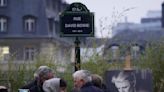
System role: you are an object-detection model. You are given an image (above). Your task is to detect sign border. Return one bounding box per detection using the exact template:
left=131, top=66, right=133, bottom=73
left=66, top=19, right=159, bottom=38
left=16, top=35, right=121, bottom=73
left=60, top=12, right=94, bottom=37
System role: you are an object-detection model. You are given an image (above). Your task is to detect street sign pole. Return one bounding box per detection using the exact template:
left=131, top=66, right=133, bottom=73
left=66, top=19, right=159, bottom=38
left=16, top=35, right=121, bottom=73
left=74, top=37, right=80, bottom=71
left=60, top=2, right=94, bottom=72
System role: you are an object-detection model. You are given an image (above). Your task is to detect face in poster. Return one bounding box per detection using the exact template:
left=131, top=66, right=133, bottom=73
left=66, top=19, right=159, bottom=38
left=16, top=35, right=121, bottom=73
left=104, top=70, right=153, bottom=92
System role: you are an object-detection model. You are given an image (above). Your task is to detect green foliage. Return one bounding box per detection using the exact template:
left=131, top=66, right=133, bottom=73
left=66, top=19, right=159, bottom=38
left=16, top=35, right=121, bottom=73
left=0, top=64, right=34, bottom=92
left=136, top=42, right=164, bottom=92
left=0, top=54, right=58, bottom=92
left=59, top=72, right=74, bottom=92
left=1, top=41, right=164, bottom=92
left=82, top=60, right=109, bottom=76
left=81, top=54, right=124, bottom=77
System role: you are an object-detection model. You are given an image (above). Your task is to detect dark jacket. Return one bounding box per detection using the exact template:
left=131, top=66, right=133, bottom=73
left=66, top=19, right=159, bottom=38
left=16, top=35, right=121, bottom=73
left=21, top=78, right=44, bottom=92
left=29, top=85, right=44, bottom=92
left=80, top=82, right=103, bottom=92
left=0, top=89, right=8, bottom=92
left=21, top=79, right=37, bottom=89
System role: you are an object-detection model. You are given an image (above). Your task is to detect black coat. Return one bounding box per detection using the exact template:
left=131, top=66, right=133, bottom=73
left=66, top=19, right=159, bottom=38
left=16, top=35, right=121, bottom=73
left=80, top=82, right=103, bottom=92
left=21, top=79, right=44, bottom=92
left=21, top=79, right=37, bottom=89
left=29, top=85, right=44, bottom=92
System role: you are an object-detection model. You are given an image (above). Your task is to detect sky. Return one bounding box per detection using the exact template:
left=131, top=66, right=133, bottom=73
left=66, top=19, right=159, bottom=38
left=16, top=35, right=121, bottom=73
left=65, top=0, right=164, bottom=38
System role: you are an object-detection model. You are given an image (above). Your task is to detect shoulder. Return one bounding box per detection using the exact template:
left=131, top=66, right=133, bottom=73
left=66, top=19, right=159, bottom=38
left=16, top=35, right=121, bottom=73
left=21, top=79, right=37, bottom=89
left=29, top=86, right=44, bottom=92
left=81, top=85, right=103, bottom=92
left=29, top=85, right=40, bottom=92
left=93, top=86, right=103, bottom=92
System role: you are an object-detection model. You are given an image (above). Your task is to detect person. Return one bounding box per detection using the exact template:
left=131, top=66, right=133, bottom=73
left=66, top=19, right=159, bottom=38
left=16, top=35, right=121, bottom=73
left=59, top=78, right=67, bottom=92
left=0, top=86, right=8, bottom=92
left=111, top=71, right=136, bottom=92
left=71, top=87, right=80, bottom=92
left=21, top=66, right=52, bottom=89
left=91, top=74, right=107, bottom=92
left=21, top=65, right=54, bottom=92
left=43, top=78, right=67, bottom=92
left=72, top=70, right=103, bottom=92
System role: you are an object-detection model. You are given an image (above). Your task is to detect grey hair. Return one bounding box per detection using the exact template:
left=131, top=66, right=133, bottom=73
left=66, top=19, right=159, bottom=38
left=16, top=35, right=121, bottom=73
left=34, top=66, right=50, bottom=77
left=36, top=66, right=53, bottom=79
left=73, top=70, right=92, bottom=82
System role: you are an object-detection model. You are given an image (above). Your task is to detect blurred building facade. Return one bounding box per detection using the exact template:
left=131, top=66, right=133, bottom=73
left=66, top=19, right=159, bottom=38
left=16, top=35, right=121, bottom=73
left=112, top=10, right=161, bottom=37
left=104, top=4, right=164, bottom=62
left=0, top=0, right=75, bottom=69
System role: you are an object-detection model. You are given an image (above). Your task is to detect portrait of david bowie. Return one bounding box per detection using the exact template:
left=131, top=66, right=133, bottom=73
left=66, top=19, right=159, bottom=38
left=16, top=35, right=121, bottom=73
left=111, top=71, right=136, bottom=92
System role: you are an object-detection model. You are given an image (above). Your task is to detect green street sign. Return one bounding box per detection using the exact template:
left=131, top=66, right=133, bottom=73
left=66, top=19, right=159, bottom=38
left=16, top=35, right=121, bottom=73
left=60, top=2, right=94, bottom=37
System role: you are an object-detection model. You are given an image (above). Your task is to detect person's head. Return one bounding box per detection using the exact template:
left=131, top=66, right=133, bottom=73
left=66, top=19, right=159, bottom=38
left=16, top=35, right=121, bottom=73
left=72, top=70, right=92, bottom=89
left=37, top=66, right=54, bottom=85
left=0, top=86, right=7, bottom=92
left=60, top=78, right=67, bottom=92
left=34, top=66, right=53, bottom=78
left=43, top=78, right=67, bottom=92
left=91, top=74, right=103, bottom=88
left=112, top=71, right=136, bottom=92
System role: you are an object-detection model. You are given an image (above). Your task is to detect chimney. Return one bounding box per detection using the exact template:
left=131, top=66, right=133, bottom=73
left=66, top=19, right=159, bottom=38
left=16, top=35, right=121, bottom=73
left=162, top=2, right=164, bottom=28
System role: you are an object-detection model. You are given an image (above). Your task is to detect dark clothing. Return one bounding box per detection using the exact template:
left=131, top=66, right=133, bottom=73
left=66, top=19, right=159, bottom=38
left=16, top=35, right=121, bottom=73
left=21, top=78, right=44, bottom=92
left=102, top=83, right=108, bottom=92
left=92, top=82, right=107, bottom=92
left=72, top=87, right=80, bottom=92
left=0, top=89, right=8, bottom=92
left=80, top=82, right=103, bottom=92
left=21, top=79, right=37, bottom=89
left=29, top=85, right=44, bottom=92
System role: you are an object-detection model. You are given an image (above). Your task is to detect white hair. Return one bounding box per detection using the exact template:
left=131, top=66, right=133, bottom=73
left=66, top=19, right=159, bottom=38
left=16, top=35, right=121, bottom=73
left=73, top=70, right=92, bottom=82
left=0, top=86, right=7, bottom=89
left=43, top=78, right=60, bottom=92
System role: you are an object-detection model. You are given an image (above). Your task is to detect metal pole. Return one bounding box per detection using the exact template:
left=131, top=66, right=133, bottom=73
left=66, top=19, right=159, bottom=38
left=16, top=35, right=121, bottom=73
left=74, top=37, right=81, bottom=71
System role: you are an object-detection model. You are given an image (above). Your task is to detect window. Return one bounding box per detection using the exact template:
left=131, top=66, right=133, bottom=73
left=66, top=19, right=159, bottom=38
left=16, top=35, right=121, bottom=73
left=24, top=17, right=36, bottom=32
left=54, top=21, right=59, bottom=34
left=0, top=0, right=7, bottom=7
left=24, top=46, right=36, bottom=60
left=111, top=46, right=119, bottom=59
left=0, top=17, right=7, bottom=32
left=131, top=45, right=140, bottom=59
left=0, top=46, right=9, bottom=61
left=48, top=18, right=54, bottom=31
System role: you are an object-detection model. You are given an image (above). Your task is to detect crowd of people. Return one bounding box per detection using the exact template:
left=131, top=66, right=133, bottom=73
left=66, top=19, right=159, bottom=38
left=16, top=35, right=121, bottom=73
left=17, top=65, right=107, bottom=92
left=0, top=65, right=151, bottom=92
left=0, top=65, right=141, bottom=92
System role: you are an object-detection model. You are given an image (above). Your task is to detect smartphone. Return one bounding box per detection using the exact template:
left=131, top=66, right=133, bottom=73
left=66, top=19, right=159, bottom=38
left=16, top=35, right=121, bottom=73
left=18, top=89, right=29, bottom=92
